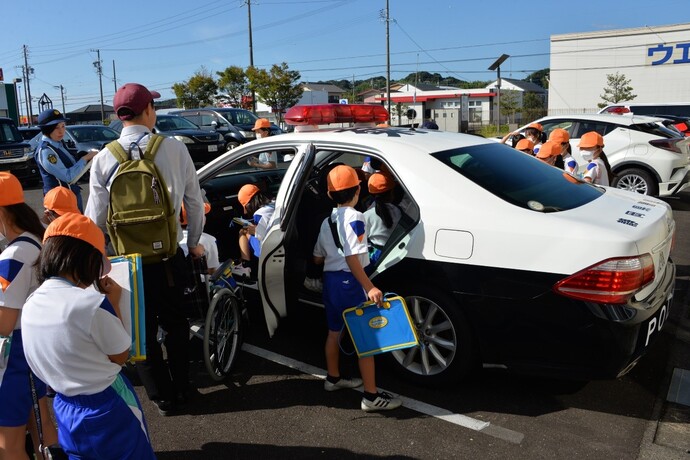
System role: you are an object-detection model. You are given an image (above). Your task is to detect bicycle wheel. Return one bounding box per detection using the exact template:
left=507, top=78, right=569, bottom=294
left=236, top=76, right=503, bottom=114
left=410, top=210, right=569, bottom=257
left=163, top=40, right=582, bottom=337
left=203, top=288, right=243, bottom=381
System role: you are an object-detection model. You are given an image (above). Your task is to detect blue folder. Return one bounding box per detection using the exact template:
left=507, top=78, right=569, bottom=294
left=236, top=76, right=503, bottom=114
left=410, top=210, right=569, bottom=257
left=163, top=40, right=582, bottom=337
left=109, top=254, right=146, bottom=362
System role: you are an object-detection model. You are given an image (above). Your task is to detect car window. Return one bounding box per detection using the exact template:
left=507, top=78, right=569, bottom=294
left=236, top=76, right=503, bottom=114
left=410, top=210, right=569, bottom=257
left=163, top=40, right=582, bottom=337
left=69, top=127, right=120, bottom=142
left=573, top=121, right=611, bottom=138
left=211, top=148, right=297, bottom=177
left=0, top=121, right=23, bottom=144
left=629, top=122, right=680, bottom=139
left=631, top=105, right=690, bottom=117
left=432, top=143, right=603, bottom=212
left=157, top=116, right=200, bottom=131
left=540, top=120, right=575, bottom=139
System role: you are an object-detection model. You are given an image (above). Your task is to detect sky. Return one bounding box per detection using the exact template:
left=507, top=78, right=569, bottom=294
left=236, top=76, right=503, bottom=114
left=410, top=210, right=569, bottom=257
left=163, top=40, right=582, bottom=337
left=1, top=0, right=687, bottom=114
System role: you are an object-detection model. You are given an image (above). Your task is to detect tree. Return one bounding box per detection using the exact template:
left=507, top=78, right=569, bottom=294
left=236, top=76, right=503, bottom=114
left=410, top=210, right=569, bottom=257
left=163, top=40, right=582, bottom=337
left=522, top=92, right=546, bottom=122
left=499, top=90, right=520, bottom=124
left=598, top=72, right=637, bottom=108
left=523, top=68, right=550, bottom=89
left=172, top=67, right=218, bottom=108
left=246, top=62, right=303, bottom=125
left=216, top=66, right=250, bottom=109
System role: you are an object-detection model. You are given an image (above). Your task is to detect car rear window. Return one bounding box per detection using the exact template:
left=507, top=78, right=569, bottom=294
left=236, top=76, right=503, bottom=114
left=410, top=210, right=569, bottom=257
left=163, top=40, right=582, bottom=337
left=431, top=143, right=603, bottom=212
left=628, top=122, right=680, bottom=139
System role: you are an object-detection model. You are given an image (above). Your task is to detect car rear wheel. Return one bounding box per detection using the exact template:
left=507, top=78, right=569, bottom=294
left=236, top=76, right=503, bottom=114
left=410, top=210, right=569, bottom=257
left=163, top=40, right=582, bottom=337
left=226, top=141, right=240, bottom=151
left=613, top=168, right=658, bottom=196
left=386, top=285, right=475, bottom=385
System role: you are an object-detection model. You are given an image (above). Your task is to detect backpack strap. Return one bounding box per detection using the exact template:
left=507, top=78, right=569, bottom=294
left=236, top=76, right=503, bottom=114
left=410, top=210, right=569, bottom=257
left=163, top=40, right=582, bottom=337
left=328, top=215, right=343, bottom=252
left=105, top=133, right=164, bottom=183
left=10, top=236, right=42, bottom=251
left=143, top=134, right=164, bottom=161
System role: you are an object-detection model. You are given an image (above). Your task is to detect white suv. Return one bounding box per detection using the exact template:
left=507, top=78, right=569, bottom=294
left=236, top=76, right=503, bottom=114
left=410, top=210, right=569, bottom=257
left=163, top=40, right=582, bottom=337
left=196, top=105, right=676, bottom=385
left=516, top=114, right=690, bottom=196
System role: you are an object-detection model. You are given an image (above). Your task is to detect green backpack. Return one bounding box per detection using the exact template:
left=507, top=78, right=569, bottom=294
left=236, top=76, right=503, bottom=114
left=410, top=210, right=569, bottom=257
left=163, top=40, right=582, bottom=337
left=105, top=134, right=178, bottom=264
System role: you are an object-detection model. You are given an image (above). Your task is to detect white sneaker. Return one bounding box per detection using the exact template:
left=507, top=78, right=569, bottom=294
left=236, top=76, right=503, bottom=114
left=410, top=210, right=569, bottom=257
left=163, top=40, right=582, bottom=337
left=361, top=392, right=402, bottom=412
left=324, top=376, right=363, bottom=391
left=231, top=262, right=251, bottom=278
left=304, top=277, right=323, bottom=293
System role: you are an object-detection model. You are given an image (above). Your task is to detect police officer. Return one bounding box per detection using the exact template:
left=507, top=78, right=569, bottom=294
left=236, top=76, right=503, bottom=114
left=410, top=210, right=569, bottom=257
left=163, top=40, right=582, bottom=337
left=34, top=109, right=97, bottom=212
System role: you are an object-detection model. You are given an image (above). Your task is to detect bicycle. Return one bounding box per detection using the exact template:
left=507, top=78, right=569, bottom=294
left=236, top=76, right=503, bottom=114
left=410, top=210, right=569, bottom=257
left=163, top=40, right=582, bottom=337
left=184, top=256, right=246, bottom=381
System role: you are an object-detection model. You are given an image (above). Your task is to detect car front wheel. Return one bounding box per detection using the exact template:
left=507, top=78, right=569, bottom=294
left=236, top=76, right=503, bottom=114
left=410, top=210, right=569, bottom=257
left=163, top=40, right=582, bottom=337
left=612, top=168, right=658, bottom=196
left=386, top=286, right=475, bottom=385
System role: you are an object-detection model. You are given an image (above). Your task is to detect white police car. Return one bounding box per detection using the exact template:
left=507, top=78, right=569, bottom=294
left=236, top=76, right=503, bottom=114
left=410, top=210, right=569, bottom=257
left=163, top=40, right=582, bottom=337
left=197, top=104, right=676, bottom=384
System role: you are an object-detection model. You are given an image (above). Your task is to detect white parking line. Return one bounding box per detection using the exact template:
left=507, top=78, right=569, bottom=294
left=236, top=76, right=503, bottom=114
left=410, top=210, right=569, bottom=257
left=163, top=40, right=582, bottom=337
left=242, top=343, right=525, bottom=445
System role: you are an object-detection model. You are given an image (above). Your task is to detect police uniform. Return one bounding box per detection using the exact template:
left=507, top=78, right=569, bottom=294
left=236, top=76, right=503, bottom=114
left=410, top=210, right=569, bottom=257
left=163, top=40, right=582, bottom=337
left=34, top=109, right=88, bottom=212
left=85, top=124, right=205, bottom=407
left=22, top=278, right=156, bottom=459
left=313, top=206, right=369, bottom=331
left=0, top=233, right=46, bottom=427
left=584, top=158, right=610, bottom=186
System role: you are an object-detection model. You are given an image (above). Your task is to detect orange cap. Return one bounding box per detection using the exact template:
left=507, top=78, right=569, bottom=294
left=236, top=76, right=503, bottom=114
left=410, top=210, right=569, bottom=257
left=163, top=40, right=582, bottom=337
left=44, top=187, right=79, bottom=216
left=44, top=213, right=111, bottom=275
left=327, top=165, right=360, bottom=192
left=238, top=184, right=261, bottom=212
left=252, top=118, right=271, bottom=131
left=578, top=131, right=604, bottom=149
left=527, top=122, right=544, bottom=132
left=180, top=202, right=211, bottom=226
left=515, top=139, right=535, bottom=151
left=537, top=141, right=562, bottom=158
left=368, top=172, right=395, bottom=194
left=549, top=128, right=570, bottom=144
left=0, top=172, right=24, bottom=206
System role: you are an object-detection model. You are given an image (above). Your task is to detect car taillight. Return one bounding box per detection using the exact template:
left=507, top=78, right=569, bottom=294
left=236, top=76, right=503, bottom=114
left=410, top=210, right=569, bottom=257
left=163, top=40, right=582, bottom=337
left=554, top=255, right=655, bottom=304
left=649, top=138, right=683, bottom=153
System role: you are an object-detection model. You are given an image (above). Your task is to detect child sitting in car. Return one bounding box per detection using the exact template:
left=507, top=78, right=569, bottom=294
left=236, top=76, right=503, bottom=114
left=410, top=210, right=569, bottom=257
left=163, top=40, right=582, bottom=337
left=234, top=184, right=275, bottom=277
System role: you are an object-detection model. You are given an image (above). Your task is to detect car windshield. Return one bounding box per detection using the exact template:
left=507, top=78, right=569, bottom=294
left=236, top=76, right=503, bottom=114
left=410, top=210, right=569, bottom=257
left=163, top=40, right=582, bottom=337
left=218, top=109, right=258, bottom=125
left=432, top=143, right=603, bottom=212
left=0, top=121, right=24, bottom=144
left=156, top=116, right=200, bottom=131
left=68, top=126, right=120, bottom=142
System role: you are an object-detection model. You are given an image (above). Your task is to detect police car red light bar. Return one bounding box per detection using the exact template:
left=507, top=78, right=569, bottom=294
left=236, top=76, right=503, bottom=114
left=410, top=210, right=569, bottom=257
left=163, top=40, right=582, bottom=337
left=553, top=255, right=655, bottom=304
left=604, top=106, right=631, bottom=115
left=284, top=104, right=389, bottom=125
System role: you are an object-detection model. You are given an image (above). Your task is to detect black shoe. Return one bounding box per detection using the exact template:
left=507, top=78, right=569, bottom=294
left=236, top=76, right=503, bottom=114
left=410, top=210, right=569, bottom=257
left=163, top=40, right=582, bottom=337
left=154, top=399, right=175, bottom=416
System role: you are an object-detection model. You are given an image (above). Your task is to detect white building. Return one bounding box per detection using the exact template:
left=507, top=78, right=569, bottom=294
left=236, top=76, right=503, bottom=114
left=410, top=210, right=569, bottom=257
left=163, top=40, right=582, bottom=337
left=549, top=22, right=690, bottom=114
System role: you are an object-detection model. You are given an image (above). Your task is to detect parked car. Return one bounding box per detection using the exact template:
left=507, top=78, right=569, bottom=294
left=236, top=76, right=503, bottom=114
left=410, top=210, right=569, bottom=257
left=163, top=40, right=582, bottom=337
left=0, top=117, right=40, bottom=186
left=599, top=102, right=690, bottom=117
left=507, top=114, right=690, bottom=196
left=18, top=126, right=41, bottom=141
left=653, top=114, right=690, bottom=137
left=170, top=107, right=281, bottom=149
left=64, top=125, right=121, bottom=159
left=110, top=115, right=226, bottom=168
left=195, top=104, right=676, bottom=385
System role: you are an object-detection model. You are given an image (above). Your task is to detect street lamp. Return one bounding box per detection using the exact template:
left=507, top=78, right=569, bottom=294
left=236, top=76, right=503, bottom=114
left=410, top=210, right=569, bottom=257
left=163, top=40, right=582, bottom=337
left=12, top=78, right=22, bottom=125
left=488, top=54, right=510, bottom=135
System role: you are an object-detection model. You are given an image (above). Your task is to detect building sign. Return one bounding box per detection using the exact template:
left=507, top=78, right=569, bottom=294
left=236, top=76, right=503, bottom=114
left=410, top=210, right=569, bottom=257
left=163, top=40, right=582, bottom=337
left=647, top=42, right=690, bottom=66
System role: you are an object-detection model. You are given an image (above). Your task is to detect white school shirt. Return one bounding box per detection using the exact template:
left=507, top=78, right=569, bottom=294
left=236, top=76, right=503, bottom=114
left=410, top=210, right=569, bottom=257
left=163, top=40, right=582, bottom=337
left=364, top=203, right=402, bottom=247
left=0, top=233, right=41, bottom=330
left=563, top=154, right=579, bottom=176
left=583, top=158, right=609, bottom=186
left=313, top=207, right=369, bottom=273
left=253, top=201, right=276, bottom=243
left=21, top=278, right=131, bottom=396
left=179, top=230, right=220, bottom=271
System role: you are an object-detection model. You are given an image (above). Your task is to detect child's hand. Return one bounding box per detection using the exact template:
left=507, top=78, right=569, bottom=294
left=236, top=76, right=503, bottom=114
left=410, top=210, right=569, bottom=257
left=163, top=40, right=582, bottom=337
left=367, top=287, right=383, bottom=306
left=101, top=276, right=122, bottom=297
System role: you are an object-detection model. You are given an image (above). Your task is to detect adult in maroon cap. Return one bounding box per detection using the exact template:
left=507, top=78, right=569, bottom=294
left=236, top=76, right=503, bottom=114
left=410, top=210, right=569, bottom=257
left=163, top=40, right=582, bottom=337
left=85, top=83, right=206, bottom=416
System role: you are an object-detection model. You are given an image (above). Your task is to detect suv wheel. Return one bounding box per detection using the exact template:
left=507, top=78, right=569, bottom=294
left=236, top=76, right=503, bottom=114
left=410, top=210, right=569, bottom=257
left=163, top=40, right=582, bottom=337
left=226, top=141, right=240, bottom=151
left=612, top=168, right=658, bottom=196
left=386, top=285, right=476, bottom=385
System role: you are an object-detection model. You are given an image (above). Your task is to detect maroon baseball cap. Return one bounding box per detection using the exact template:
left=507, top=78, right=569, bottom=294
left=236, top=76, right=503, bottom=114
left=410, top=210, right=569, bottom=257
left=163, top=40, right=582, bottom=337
left=113, top=83, right=161, bottom=120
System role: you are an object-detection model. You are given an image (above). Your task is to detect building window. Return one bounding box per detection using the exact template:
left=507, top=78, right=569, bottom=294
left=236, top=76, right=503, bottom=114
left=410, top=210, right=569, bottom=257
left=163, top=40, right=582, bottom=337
left=469, top=107, right=482, bottom=122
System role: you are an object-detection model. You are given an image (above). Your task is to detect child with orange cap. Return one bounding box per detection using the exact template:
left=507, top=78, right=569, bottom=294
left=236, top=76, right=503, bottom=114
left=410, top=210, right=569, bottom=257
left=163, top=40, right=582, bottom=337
left=234, top=184, right=275, bottom=277
left=0, top=172, right=59, bottom=458
left=363, top=172, right=401, bottom=270
left=524, top=122, right=545, bottom=156
left=22, top=213, right=156, bottom=459
left=549, top=128, right=577, bottom=176
left=536, top=141, right=562, bottom=166
left=579, top=132, right=611, bottom=186
left=42, top=186, right=81, bottom=225
left=313, top=165, right=402, bottom=412
left=515, top=138, right=535, bottom=155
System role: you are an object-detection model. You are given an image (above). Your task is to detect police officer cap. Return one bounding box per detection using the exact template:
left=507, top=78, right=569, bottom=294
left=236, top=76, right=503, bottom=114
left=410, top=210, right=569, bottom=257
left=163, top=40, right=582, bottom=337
left=38, top=109, right=69, bottom=127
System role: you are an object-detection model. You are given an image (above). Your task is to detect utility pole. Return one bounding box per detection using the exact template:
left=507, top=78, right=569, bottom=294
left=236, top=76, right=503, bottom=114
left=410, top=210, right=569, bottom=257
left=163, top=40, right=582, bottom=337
left=91, top=49, right=105, bottom=123
left=384, top=1, right=391, bottom=121
left=22, top=45, right=34, bottom=123
left=112, top=60, right=118, bottom=93
left=54, top=85, right=66, bottom=114
left=352, top=74, right=355, bottom=103
left=246, top=0, right=256, bottom=112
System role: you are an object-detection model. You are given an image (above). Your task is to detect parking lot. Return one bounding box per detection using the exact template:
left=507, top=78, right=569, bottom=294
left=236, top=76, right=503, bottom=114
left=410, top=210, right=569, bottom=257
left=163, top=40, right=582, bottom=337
left=17, top=187, right=690, bottom=459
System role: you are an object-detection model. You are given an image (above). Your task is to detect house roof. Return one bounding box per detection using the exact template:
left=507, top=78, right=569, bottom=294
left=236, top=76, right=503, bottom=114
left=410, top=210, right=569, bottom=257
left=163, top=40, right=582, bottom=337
left=490, top=78, right=546, bottom=93
left=68, top=104, right=114, bottom=114
left=302, top=83, right=346, bottom=93
left=390, top=82, right=442, bottom=92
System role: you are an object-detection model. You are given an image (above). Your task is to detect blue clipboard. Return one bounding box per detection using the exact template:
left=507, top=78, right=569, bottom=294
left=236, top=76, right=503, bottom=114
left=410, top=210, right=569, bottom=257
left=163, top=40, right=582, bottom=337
left=342, top=294, right=418, bottom=358
left=108, top=254, right=146, bottom=362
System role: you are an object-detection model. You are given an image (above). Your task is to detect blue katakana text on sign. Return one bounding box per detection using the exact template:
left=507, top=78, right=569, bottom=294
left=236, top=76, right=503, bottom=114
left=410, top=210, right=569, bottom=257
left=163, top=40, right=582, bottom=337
left=648, top=42, right=690, bottom=65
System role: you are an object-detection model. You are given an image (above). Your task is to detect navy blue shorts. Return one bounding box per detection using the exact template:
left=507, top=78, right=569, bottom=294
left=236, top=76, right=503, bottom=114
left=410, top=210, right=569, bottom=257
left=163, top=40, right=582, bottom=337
left=323, top=271, right=366, bottom=331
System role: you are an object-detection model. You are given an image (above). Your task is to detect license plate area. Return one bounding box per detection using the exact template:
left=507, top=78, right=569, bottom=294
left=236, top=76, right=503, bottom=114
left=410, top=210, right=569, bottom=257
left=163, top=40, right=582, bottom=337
left=208, top=145, right=218, bottom=152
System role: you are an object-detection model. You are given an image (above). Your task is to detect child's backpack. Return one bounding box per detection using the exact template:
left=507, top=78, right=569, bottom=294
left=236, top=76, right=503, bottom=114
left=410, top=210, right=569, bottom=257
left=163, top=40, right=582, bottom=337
left=105, top=134, right=178, bottom=264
